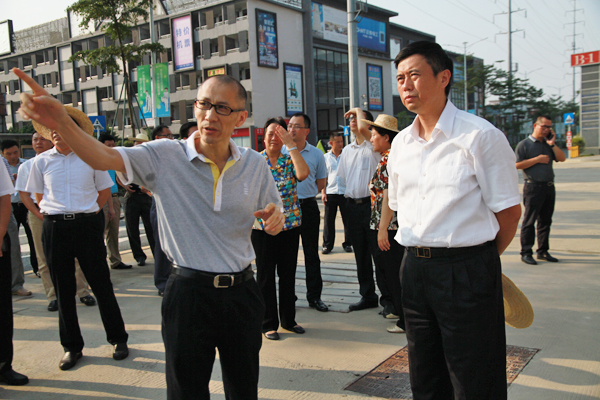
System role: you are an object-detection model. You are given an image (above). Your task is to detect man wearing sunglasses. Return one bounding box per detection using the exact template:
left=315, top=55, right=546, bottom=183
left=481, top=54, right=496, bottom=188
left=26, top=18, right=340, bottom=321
left=515, top=115, right=566, bottom=265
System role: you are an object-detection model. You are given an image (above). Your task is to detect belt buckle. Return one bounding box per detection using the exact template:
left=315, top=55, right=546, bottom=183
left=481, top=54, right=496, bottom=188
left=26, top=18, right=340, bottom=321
left=213, top=274, right=234, bottom=288
left=416, top=247, right=431, bottom=258
left=547, top=182, right=553, bottom=186
left=64, top=213, right=75, bottom=220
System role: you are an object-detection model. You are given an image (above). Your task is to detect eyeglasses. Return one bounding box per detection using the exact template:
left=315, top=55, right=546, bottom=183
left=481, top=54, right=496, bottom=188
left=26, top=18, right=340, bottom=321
left=156, top=133, right=173, bottom=139
left=195, top=100, right=245, bottom=116
left=347, top=115, right=356, bottom=121
left=288, top=124, right=308, bottom=130
left=538, top=124, right=552, bottom=129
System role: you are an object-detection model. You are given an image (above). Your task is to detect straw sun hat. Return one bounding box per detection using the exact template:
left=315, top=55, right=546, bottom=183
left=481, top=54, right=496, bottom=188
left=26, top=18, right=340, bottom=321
left=33, top=106, right=94, bottom=140
left=361, top=114, right=399, bottom=133
left=127, top=133, right=149, bottom=143
left=502, top=274, right=534, bottom=329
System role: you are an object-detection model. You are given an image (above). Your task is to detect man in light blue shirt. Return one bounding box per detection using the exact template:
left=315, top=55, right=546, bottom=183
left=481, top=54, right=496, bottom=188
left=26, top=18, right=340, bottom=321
left=283, top=113, right=328, bottom=312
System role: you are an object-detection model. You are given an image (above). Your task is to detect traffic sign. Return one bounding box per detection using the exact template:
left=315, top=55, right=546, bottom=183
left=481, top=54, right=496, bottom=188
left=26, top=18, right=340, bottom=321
left=343, top=126, right=350, bottom=137
left=563, top=113, right=575, bottom=125
left=566, top=131, right=572, bottom=150
left=89, top=116, right=106, bottom=132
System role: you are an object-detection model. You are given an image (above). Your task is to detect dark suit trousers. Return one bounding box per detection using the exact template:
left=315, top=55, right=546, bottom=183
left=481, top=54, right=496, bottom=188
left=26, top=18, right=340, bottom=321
left=162, top=273, right=265, bottom=400
left=401, top=242, right=506, bottom=400
left=0, top=234, right=13, bottom=373
left=252, top=228, right=300, bottom=332
left=322, top=194, right=351, bottom=250
left=125, top=193, right=155, bottom=261
left=151, top=199, right=171, bottom=292
left=368, top=229, right=405, bottom=328
left=520, top=182, right=556, bottom=256
left=12, top=203, right=37, bottom=273
left=43, top=212, right=128, bottom=353
left=346, top=201, right=377, bottom=302
left=299, top=199, right=323, bottom=302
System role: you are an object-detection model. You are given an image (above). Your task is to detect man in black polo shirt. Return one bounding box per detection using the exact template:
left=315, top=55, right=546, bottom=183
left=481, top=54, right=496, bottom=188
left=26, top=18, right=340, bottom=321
left=515, top=115, right=566, bottom=265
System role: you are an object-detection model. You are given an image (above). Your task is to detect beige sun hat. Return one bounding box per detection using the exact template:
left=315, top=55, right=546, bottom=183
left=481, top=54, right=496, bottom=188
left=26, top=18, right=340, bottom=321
left=32, top=106, right=94, bottom=140
left=127, top=133, right=149, bottom=142
left=502, top=273, right=534, bottom=329
left=361, top=114, right=399, bottom=133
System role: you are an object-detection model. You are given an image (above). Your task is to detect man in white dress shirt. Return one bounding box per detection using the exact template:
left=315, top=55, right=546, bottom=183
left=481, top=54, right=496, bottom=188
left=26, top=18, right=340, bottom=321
left=388, top=41, right=521, bottom=400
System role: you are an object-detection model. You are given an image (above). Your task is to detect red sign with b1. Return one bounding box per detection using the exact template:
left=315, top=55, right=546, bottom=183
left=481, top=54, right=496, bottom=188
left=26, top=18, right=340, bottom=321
left=571, top=51, right=600, bottom=67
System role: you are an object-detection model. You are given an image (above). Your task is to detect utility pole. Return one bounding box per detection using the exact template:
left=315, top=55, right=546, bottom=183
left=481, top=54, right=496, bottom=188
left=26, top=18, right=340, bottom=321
left=347, top=0, right=360, bottom=109
left=494, top=1, right=525, bottom=100
left=566, top=0, right=584, bottom=103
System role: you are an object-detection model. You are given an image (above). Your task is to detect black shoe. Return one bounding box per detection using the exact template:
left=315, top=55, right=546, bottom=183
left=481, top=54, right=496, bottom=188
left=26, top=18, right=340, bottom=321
left=264, top=331, right=279, bottom=340
left=59, top=351, right=82, bottom=370
left=322, top=247, right=332, bottom=254
left=344, top=245, right=353, bottom=253
left=48, top=300, right=58, bottom=312
left=80, top=295, right=96, bottom=306
left=0, top=368, right=29, bottom=385
left=111, top=262, right=132, bottom=270
left=308, top=299, right=329, bottom=312
left=537, top=252, right=559, bottom=262
left=113, top=343, right=129, bottom=360
left=521, top=255, right=538, bottom=265
left=348, top=298, right=379, bottom=312
left=382, top=304, right=399, bottom=319
left=158, top=290, right=164, bottom=297
left=287, top=325, right=305, bottom=334
left=136, top=258, right=146, bottom=266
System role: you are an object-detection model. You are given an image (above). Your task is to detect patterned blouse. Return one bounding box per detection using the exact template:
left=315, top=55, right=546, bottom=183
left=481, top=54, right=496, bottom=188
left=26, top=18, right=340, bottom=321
left=369, top=150, right=398, bottom=231
left=255, top=151, right=302, bottom=231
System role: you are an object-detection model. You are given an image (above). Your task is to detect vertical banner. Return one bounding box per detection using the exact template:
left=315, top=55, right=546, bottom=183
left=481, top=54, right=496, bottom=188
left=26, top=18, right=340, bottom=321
left=137, top=65, right=152, bottom=120
left=284, top=63, right=304, bottom=116
left=367, top=64, right=383, bottom=111
left=256, top=9, right=278, bottom=68
left=154, top=62, right=171, bottom=118
left=172, top=14, right=194, bottom=72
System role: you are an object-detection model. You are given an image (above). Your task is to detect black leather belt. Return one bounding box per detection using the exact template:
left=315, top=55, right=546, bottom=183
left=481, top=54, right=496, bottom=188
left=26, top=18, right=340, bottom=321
left=347, top=196, right=370, bottom=205
left=407, top=241, right=493, bottom=259
left=299, top=197, right=316, bottom=204
left=43, top=212, right=98, bottom=220
left=171, top=266, right=254, bottom=288
left=524, top=180, right=554, bottom=186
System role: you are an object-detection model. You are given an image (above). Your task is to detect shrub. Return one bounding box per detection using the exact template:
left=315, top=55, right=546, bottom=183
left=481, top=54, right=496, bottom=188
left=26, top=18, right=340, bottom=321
left=572, top=135, right=586, bottom=154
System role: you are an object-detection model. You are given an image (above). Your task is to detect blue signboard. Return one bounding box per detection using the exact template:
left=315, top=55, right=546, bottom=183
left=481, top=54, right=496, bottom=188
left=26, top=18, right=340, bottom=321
left=563, top=112, right=575, bottom=125
left=343, top=126, right=350, bottom=136
left=357, top=17, right=386, bottom=53
left=88, top=115, right=106, bottom=132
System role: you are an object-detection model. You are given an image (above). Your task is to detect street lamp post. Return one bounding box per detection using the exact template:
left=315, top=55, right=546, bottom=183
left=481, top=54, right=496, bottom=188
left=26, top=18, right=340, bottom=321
left=444, top=38, right=487, bottom=112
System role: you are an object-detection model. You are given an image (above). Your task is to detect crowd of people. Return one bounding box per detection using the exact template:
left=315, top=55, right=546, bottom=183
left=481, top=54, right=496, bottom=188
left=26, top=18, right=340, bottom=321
left=0, top=40, right=561, bottom=400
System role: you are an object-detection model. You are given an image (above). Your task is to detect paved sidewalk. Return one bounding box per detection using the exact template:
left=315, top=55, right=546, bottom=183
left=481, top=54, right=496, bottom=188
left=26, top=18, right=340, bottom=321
left=2, top=155, right=599, bottom=399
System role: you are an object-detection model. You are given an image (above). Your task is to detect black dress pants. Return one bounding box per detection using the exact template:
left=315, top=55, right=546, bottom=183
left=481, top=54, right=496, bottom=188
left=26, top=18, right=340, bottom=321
left=43, top=212, right=128, bottom=353
left=12, top=203, right=37, bottom=273
left=0, top=234, right=13, bottom=373
left=367, top=229, right=405, bottom=328
left=151, top=199, right=171, bottom=292
left=401, top=242, right=506, bottom=400
left=520, top=182, right=556, bottom=256
left=125, top=193, right=155, bottom=262
left=252, top=228, right=300, bottom=332
left=162, top=272, right=265, bottom=400
left=322, top=194, right=351, bottom=250
left=346, top=201, right=377, bottom=302
left=299, top=199, right=323, bottom=302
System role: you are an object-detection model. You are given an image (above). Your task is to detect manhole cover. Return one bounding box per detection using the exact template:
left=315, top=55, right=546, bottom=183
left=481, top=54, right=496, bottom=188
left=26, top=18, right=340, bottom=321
left=345, top=345, right=539, bottom=399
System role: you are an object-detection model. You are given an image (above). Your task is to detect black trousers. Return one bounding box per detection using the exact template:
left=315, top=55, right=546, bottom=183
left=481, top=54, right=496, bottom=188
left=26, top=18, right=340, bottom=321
left=0, top=234, right=13, bottom=373
left=162, top=272, right=265, bottom=400
left=322, top=194, right=351, bottom=250
left=125, top=193, right=155, bottom=262
left=520, top=182, right=556, bottom=256
left=299, top=199, right=323, bottom=302
left=401, top=242, right=506, bottom=400
left=151, top=199, right=171, bottom=292
left=43, top=212, right=128, bottom=353
left=12, top=203, right=38, bottom=273
left=367, top=229, right=405, bottom=328
left=252, top=228, right=300, bottom=332
left=345, top=201, right=377, bottom=302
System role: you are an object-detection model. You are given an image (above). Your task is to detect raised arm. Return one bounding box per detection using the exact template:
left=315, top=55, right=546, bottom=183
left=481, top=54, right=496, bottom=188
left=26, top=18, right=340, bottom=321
left=275, top=125, right=309, bottom=181
left=344, top=108, right=372, bottom=141
left=13, top=68, right=125, bottom=173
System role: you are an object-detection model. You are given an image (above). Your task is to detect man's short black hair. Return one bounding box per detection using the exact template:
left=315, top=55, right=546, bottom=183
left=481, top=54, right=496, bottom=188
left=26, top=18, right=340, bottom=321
left=263, top=117, right=288, bottom=131
left=179, top=122, right=197, bottom=139
left=290, top=113, right=311, bottom=129
left=363, top=110, right=374, bottom=122
left=372, top=125, right=398, bottom=144
left=394, top=41, right=453, bottom=97
left=152, top=125, right=170, bottom=140
left=98, top=133, right=116, bottom=143
left=534, top=115, right=553, bottom=125
left=201, top=75, right=247, bottom=107
left=329, top=131, right=343, bottom=140
left=1, top=140, right=19, bottom=152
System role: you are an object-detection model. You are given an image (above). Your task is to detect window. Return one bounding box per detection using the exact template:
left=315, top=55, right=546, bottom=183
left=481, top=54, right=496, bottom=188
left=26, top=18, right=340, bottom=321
left=313, top=48, right=349, bottom=105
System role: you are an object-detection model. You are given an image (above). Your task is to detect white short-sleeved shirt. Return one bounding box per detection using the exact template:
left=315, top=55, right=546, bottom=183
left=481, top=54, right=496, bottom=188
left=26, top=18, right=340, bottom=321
left=25, top=148, right=113, bottom=215
left=15, top=157, right=36, bottom=202
left=0, top=164, right=15, bottom=198
left=337, top=139, right=381, bottom=199
left=324, top=151, right=345, bottom=195
left=387, top=100, right=520, bottom=248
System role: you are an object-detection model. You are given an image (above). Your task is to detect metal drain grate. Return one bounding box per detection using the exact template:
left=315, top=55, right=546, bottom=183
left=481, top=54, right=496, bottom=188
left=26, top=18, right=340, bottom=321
left=345, top=345, right=539, bottom=399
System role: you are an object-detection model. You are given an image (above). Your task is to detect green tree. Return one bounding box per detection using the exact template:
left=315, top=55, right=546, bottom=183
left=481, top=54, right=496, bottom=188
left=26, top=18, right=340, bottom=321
left=67, top=0, right=164, bottom=135
left=8, top=122, right=35, bottom=133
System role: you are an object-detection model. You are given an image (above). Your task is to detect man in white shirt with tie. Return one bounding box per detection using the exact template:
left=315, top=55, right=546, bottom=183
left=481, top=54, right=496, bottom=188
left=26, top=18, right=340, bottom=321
left=388, top=41, right=521, bottom=400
